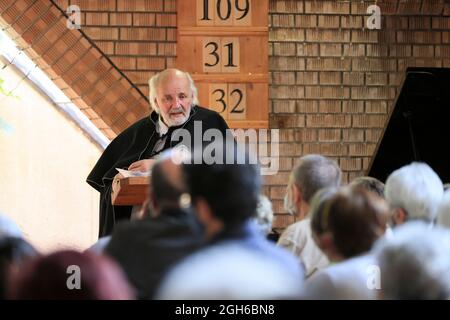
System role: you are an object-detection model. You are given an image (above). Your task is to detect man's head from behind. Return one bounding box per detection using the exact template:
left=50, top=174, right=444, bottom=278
left=284, top=154, right=342, bottom=220
left=145, top=151, right=188, bottom=217
left=183, top=156, right=261, bottom=239
left=385, top=162, right=443, bottom=226
left=149, top=68, right=199, bottom=127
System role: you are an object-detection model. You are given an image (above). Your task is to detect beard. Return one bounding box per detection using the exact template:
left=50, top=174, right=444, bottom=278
left=162, top=106, right=190, bottom=127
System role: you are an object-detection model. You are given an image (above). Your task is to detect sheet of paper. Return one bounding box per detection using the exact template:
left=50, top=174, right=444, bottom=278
left=116, top=168, right=151, bottom=178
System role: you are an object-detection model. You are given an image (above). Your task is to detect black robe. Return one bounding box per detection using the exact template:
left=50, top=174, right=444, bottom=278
left=87, top=106, right=229, bottom=237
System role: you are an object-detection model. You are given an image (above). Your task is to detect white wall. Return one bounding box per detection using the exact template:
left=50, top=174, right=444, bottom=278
left=0, top=62, right=103, bottom=252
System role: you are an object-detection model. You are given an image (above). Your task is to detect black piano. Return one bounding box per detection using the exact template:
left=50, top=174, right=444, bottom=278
left=368, top=67, right=450, bottom=183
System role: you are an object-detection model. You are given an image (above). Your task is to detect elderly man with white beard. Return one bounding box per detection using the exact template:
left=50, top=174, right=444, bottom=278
left=87, top=68, right=229, bottom=237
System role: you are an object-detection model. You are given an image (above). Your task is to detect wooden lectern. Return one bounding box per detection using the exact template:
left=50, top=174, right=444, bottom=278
left=111, top=176, right=150, bottom=205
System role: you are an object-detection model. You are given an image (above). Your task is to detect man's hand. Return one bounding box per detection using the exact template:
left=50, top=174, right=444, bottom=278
left=128, top=159, right=156, bottom=172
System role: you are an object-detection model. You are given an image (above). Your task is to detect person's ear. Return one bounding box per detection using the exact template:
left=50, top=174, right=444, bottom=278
left=393, top=207, right=408, bottom=225
left=292, top=183, right=303, bottom=206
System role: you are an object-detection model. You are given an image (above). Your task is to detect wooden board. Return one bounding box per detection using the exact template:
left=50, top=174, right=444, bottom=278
left=111, top=176, right=149, bottom=206
left=176, top=0, right=269, bottom=129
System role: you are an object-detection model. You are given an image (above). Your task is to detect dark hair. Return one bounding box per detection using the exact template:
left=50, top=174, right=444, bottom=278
left=183, top=157, right=261, bottom=226
left=9, top=250, right=134, bottom=300
left=0, top=237, right=38, bottom=299
left=350, top=176, right=385, bottom=198
left=150, top=160, right=186, bottom=206
left=311, top=188, right=387, bottom=258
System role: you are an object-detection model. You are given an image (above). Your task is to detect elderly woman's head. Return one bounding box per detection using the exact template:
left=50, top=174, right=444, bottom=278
left=310, top=187, right=388, bottom=262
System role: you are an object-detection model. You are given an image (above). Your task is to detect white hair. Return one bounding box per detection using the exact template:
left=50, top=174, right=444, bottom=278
left=156, top=243, right=302, bottom=299
left=385, top=162, right=443, bottom=223
left=148, top=69, right=199, bottom=114
left=437, top=190, right=450, bottom=228
left=373, top=221, right=450, bottom=299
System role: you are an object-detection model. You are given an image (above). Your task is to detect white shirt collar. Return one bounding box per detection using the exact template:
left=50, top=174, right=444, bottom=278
left=157, top=116, right=169, bottom=137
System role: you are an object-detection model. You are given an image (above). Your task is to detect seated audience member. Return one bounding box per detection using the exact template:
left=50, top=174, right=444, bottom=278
left=385, top=162, right=443, bottom=226
left=303, top=187, right=388, bottom=299
left=105, top=150, right=203, bottom=299
left=349, top=176, right=385, bottom=198
left=374, top=222, right=450, bottom=299
left=9, top=250, right=134, bottom=300
left=278, top=154, right=342, bottom=278
left=0, top=236, right=39, bottom=299
left=349, top=176, right=391, bottom=237
left=156, top=152, right=304, bottom=299
left=437, top=189, right=450, bottom=228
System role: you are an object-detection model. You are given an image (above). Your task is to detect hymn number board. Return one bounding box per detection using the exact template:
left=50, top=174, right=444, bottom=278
left=177, top=0, right=269, bottom=128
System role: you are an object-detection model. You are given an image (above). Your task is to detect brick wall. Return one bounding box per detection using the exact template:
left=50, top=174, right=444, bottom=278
left=55, top=0, right=176, bottom=94
left=52, top=0, right=450, bottom=231
left=268, top=0, right=450, bottom=230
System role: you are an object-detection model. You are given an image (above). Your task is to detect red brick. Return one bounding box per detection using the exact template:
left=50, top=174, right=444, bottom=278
left=120, top=27, right=166, bottom=41
left=306, top=30, right=350, bottom=43
left=297, top=100, right=318, bottom=113
left=133, top=13, right=156, bottom=26
left=271, top=14, right=295, bottom=27
left=340, top=158, right=362, bottom=171
left=306, top=58, right=351, bottom=71
left=270, top=28, right=305, bottom=42
left=319, top=100, right=342, bottom=113
left=342, top=129, right=364, bottom=142
left=318, top=129, right=341, bottom=142
left=270, top=57, right=305, bottom=71
left=296, top=71, right=318, bottom=85
left=279, top=143, right=302, bottom=156
left=352, top=115, right=386, bottom=128
left=365, top=73, right=388, bottom=86
left=365, top=101, right=388, bottom=114
left=319, top=72, right=342, bottom=85
left=348, top=143, right=376, bottom=157
left=69, top=0, right=116, bottom=11
left=365, top=129, right=383, bottom=143
left=343, top=72, right=364, bottom=86
left=409, top=17, right=431, bottom=29
left=156, top=13, right=176, bottom=27
left=320, top=44, right=342, bottom=57
left=305, top=1, right=350, bottom=14
left=271, top=114, right=305, bottom=128
left=115, top=42, right=157, bottom=55
left=84, top=27, right=119, bottom=40
left=85, top=12, right=108, bottom=26
left=269, top=85, right=304, bottom=99
left=343, top=100, right=364, bottom=113
left=110, top=13, right=132, bottom=26
left=306, top=115, right=351, bottom=128
left=271, top=72, right=296, bottom=85
left=340, top=16, right=364, bottom=29
left=317, top=15, right=340, bottom=28
left=295, top=14, right=317, bottom=28
left=274, top=43, right=296, bottom=56
left=117, top=0, right=163, bottom=12
left=272, top=100, right=296, bottom=113
left=297, top=43, right=319, bottom=57
left=305, top=86, right=349, bottom=99
left=295, top=129, right=318, bottom=142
